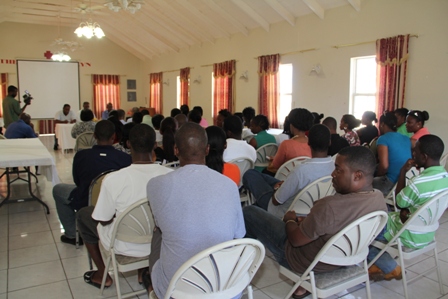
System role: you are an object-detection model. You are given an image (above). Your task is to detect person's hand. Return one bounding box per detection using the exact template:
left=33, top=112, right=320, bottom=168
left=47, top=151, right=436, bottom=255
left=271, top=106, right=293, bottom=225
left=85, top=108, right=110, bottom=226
left=283, top=210, right=297, bottom=223
left=401, top=159, right=417, bottom=174
left=273, top=181, right=284, bottom=191
left=63, top=120, right=69, bottom=124
left=70, top=119, right=76, bottom=123
left=296, top=216, right=306, bottom=224
left=400, top=208, right=411, bottom=223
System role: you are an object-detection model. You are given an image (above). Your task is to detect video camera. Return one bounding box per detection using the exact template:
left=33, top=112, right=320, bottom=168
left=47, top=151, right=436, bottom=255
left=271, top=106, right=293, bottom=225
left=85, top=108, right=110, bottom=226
left=23, top=90, right=33, bottom=105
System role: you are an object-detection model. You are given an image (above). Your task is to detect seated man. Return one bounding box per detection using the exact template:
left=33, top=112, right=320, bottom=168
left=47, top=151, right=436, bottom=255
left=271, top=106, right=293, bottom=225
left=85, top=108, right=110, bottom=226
left=54, top=104, right=77, bottom=150
left=101, top=102, right=113, bottom=120
left=243, top=146, right=387, bottom=298
left=53, top=120, right=131, bottom=245
left=368, top=134, right=448, bottom=281
left=322, top=116, right=350, bottom=156
left=222, top=115, right=257, bottom=163
left=77, top=124, right=173, bottom=288
left=146, top=123, right=245, bottom=298
left=4, top=113, right=37, bottom=139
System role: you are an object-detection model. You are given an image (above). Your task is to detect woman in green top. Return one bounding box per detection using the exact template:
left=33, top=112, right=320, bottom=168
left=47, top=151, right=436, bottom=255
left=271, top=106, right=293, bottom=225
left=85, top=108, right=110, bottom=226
left=249, top=114, right=277, bottom=149
left=394, top=108, right=413, bottom=137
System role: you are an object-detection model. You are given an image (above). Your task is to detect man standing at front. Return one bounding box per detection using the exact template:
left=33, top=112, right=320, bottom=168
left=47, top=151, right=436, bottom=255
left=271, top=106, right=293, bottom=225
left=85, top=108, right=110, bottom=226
left=146, top=123, right=245, bottom=298
left=2, top=85, right=28, bottom=129
left=54, top=104, right=77, bottom=150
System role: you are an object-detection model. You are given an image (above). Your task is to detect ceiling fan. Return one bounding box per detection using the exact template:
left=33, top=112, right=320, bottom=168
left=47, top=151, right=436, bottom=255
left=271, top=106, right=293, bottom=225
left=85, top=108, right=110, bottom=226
left=73, top=2, right=104, bottom=14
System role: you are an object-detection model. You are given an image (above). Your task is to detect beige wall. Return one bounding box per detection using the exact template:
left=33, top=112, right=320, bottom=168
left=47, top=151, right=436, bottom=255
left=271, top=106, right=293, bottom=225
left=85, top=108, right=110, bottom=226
left=143, top=0, right=448, bottom=143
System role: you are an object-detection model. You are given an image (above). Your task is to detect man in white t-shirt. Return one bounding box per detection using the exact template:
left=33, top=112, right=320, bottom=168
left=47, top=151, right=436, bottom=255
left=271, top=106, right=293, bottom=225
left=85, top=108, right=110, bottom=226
left=54, top=104, right=77, bottom=150
left=223, top=115, right=257, bottom=162
left=76, top=124, right=173, bottom=289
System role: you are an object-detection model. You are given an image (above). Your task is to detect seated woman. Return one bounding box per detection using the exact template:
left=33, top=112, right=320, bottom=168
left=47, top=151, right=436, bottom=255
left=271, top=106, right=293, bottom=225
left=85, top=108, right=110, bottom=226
left=71, top=109, right=96, bottom=138
left=394, top=108, right=412, bottom=137
left=276, top=116, right=291, bottom=145
left=113, top=122, right=135, bottom=154
left=406, top=110, right=430, bottom=148
left=205, top=126, right=240, bottom=186
left=266, top=108, right=313, bottom=174
left=356, top=111, right=379, bottom=145
left=154, top=117, right=178, bottom=164
left=340, top=114, right=361, bottom=146
left=373, top=112, right=412, bottom=196
left=249, top=114, right=276, bottom=149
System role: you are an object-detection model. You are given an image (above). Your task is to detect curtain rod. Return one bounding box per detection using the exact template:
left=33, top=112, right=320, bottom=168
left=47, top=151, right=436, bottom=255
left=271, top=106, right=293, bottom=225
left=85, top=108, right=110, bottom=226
left=84, top=74, right=127, bottom=76
left=201, top=60, right=238, bottom=67
left=253, top=48, right=318, bottom=59
left=333, top=34, right=419, bottom=49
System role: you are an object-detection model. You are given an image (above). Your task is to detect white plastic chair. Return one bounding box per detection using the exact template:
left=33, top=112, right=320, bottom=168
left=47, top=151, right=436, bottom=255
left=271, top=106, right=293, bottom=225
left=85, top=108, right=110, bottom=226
left=280, top=211, right=388, bottom=299
left=229, top=157, right=254, bottom=205
left=151, top=238, right=265, bottom=299
left=384, top=167, right=419, bottom=211
left=254, top=143, right=278, bottom=168
left=287, top=176, right=335, bottom=216
left=440, top=152, right=448, bottom=171
left=164, top=161, right=180, bottom=169
left=274, top=156, right=310, bottom=181
left=74, top=131, right=96, bottom=152
left=368, top=189, right=448, bottom=299
left=99, top=198, right=154, bottom=299
left=331, top=153, right=338, bottom=161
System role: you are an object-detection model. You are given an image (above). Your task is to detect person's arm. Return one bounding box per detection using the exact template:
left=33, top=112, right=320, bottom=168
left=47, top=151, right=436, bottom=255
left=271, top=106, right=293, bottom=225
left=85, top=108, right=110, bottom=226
left=395, top=158, right=416, bottom=196
left=271, top=181, right=284, bottom=206
left=249, top=137, right=257, bottom=148
left=283, top=211, right=313, bottom=247
left=376, top=145, right=389, bottom=176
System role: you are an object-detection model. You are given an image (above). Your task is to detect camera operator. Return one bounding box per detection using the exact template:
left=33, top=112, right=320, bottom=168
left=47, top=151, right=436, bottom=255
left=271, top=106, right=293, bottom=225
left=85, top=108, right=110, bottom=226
left=2, top=85, right=29, bottom=130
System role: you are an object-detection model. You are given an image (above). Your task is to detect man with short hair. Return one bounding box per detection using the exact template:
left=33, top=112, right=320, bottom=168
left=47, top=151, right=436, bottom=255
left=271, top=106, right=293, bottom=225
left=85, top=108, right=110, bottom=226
left=53, top=120, right=132, bottom=245
left=243, top=146, right=387, bottom=298
left=222, top=115, right=256, bottom=163
left=117, top=109, right=126, bottom=125
left=151, top=114, right=165, bottom=146
left=243, top=124, right=335, bottom=215
left=242, top=106, right=255, bottom=139
left=77, top=124, right=173, bottom=288
left=101, top=103, right=113, bottom=120
left=2, top=85, right=28, bottom=129
left=146, top=123, right=245, bottom=298
left=127, top=107, right=139, bottom=123
left=174, top=113, right=187, bottom=128
left=54, top=104, right=77, bottom=150
left=322, top=116, right=349, bottom=156
left=78, top=101, right=96, bottom=121
left=216, top=109, right=231, bottom=128
left=5, top=113, right=37, bottom=139
left=368, top=134, right=448, bottom=281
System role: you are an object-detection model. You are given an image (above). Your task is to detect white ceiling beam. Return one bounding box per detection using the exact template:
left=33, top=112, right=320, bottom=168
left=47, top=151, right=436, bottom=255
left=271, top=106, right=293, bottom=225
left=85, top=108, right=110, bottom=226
left=230, top=0, right=270, bottom=32
left=264, top=0, right=295, bottom=26
left=347, top=0, right=361, bottom=12
left=302, top=0, right=325, bottom=19
left=202, top=0, right=248, bottom=36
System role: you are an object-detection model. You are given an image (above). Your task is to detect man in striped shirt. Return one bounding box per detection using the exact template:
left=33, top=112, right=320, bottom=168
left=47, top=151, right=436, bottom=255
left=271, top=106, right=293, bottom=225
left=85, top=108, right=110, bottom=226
left=368, top=134, right=448, bottom=281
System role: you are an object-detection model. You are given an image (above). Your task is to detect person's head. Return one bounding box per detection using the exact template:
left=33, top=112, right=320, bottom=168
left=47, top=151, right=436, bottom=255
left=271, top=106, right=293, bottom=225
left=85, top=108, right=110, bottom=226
left=379, top=112, right=397, bottom=134
left=406, top=110, right=430, bottom=133
left=20, top=113, right=31, bottom=125
left=82, top=101, right=90, bottom=110
left=152, top=114, right=165, bottom=130
left=340, top=114, right=361, bottom=131
left=308, top=124, right=331, bottom=153
left=217, top=109, right=232, bottom=128
left=223, top=115, right=243, bottom=139
left=80, top=109, right=94, bottom=122
left=132, top=112, right=143, bottom=124
left=394, top=108, right=409, bottom=127
left=361, top=111, right=378, bottom=126
left=117, top=109, right=125, bottom=120
left=7, top=85, right=18, bottom=97
left=106, top=103, right=113, bottom=111
left=120, top=122, right=136, bottom=149
left=188, top=109, right=202, bottom=124
left=205, top=126, right=227, bottom=174
left=128, top=124, right=156, bottom=156
left=174, top=122, right=208, bottom=165
left=108, top=110, right=118, bottom=119
left=322, top=116, right=337, bottom=133
left=288, top=108, right=314, bottom=132
left=171, top=108, right=181, bottom=117
left=94, top=120, right=115, bottom=144
left=282, top=116, right=292, bottom=137
left=160, top=117, right=178, bottom=162
left=175, top=113, right=188, bottom=128
left=180, top=104, right=189, bottom=116
left=332, top=146, right=376, bottom=194
left=242, top=107, right=256, bottom=127
left=107, top=116, right=123, bottom=142
left=249, top=114, right=270, bottom=134
left=141, top=109, right=149, bottom=116
left=413, top=135, right=445, bottom=168
left=193, top=106, right=203, bottom=117
left=62, top=104, right=71, bottom=115
left=312, top=112, right=324, bottom=125
left=234, top=112, right=244, bottom=124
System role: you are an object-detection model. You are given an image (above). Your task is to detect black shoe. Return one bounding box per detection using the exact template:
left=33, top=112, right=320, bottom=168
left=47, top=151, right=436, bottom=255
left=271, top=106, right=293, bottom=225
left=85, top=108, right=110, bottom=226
left=60, top=235, right=83, bottom=246
left=54, top=145, right=58, bottom=150
left=141, top=268, right=152, bottom=291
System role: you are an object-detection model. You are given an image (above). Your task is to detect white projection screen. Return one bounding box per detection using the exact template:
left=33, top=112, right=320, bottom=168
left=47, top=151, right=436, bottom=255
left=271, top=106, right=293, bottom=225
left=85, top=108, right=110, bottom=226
left=17, top=60, right=80, bottom=119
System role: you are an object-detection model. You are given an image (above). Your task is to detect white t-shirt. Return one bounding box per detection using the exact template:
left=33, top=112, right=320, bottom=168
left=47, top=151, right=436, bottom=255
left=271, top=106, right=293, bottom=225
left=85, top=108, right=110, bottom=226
left=92, top=163, right=173, bottom=257
left=223, top=138, right=257, bottom=162
left=54, top=110, right=77, bottom=121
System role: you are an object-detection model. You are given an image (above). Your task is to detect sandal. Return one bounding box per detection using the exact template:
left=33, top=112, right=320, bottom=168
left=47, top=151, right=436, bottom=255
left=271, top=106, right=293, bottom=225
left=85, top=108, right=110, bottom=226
left=141, top=268, right=152, bottom=291
left=292, top=290, right=311, bottom=299
left=83, top=270, right=111, bottom=289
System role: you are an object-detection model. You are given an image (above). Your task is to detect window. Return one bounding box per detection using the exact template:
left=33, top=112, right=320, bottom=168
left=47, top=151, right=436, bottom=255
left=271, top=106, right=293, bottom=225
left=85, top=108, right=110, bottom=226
left=349, top=56, right=377, bottom=119
left=278, top=64, right=293, bottom=127
left=176, top=76, right=180, bottom=108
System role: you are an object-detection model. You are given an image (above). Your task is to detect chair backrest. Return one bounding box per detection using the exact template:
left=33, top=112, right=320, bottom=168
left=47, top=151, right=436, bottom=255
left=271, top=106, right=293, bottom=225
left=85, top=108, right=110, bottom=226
left=274, top=156, right=310, bottom=181
left=229, top=157, right=254, bottom=187
left=243, top=134, right=254, bottom=143
left=440, top=152, right=448, bottom=171
left=164, top=239, right=265, bottom=299
left=88, top=169, right=116, bottom=206
left=110, top=198, right=155, bottom=247
left=164, top=161, right=180, bottom=169
left=255, top=143, right=278, bottom=167
left=75, top=131, right=96, bottom=152
left=288, top=176, right=335, bottom=215
left=406, top=167, right=419, bottom=182
left=0, top=134, right=6, bottom=139
left=331, top=153, right=338, bottom=161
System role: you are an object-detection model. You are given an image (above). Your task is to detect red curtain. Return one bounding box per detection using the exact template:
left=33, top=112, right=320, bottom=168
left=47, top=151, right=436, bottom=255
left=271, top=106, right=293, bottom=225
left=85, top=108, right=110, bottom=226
left=92, top=74, right=120, bottom=118
left=258, top=54, right=280, bottom=128
left=0, top=73, right=8, bottom=117
left=376, top=34, right=410, bottom=115
left=150, top=72, right=163, bottom=114
left=213, top=60, right=235, bottom=125
left=179, top=67, right=190, bottom=106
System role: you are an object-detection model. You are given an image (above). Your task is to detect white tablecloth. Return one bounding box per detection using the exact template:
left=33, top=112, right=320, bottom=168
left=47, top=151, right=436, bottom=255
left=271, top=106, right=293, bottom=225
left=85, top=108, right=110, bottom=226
left=55, top=123, right=75, bottom=151
left=0, top=138, right=60, bottom=185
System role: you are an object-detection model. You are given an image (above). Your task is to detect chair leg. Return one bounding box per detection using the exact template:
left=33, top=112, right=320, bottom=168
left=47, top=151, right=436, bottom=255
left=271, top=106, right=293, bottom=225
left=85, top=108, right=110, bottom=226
left=310, top=272, right=318, bottom=299
left=397, top=240, right=409, bottom=299
left=100, top=256, right=111, bottom=295
left=111, top=255, right=122, bottom=299
left=247, top=285, right=253, bottom=299
left=364, top=260, right=372, bottom=299
left=75, top=218, right=79, bottom=249
left=434, top=247, right=445, bottom=295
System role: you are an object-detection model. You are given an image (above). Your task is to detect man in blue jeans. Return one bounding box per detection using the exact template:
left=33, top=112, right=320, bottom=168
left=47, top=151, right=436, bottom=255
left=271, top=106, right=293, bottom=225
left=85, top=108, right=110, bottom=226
left=243, top=146, right=387, bottom=298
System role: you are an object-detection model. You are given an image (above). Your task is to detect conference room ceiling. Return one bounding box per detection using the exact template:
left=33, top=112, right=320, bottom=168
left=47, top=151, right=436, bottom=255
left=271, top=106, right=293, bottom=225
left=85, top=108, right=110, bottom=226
left=0, top=0, right=362, bottom=60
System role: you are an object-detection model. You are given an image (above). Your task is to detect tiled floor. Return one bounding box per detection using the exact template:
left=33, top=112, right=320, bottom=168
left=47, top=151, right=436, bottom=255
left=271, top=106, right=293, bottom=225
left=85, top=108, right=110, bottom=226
left=1, top=136, right=448, bottom=299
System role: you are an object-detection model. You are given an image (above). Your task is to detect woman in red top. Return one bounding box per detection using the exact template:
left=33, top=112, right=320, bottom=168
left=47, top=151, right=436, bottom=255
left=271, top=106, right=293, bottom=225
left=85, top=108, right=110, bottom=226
left=406, top=110, right=430, bottom=148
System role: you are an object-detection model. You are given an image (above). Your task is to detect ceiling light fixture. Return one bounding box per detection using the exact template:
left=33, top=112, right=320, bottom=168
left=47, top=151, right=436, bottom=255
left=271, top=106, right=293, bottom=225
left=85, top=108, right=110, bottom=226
left=74, top=20, right=105, bottom=39
left=52, top=52, right=71, bottom=62
left=105, top=0, right=144, bottom=14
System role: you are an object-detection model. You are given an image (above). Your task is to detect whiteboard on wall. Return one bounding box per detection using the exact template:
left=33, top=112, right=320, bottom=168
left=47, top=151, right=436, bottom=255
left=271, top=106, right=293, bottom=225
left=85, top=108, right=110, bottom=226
left=17, top=60, right=80, bottom=119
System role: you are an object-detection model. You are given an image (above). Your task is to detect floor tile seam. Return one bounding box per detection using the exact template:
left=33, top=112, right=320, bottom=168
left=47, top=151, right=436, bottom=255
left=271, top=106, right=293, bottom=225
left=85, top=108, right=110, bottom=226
left=8, top=228, right=52, bottom=237
left=8, top=255, right=62, bottom=270
left=7, top=278, right=69, bottom=294
left=8, top=239, right=56, bottom=251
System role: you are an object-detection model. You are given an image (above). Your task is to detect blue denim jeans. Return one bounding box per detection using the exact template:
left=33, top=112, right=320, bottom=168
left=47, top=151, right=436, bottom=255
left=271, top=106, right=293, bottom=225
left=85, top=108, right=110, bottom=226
left=53, top=183, right=77, bottom=238
left=243, top=205, right=290, bottom=269
left=243, top=169, right=280, bottom=210
left=372, top=175, right=395, bottom=197
left=367, top=227, right=397, bottom=274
